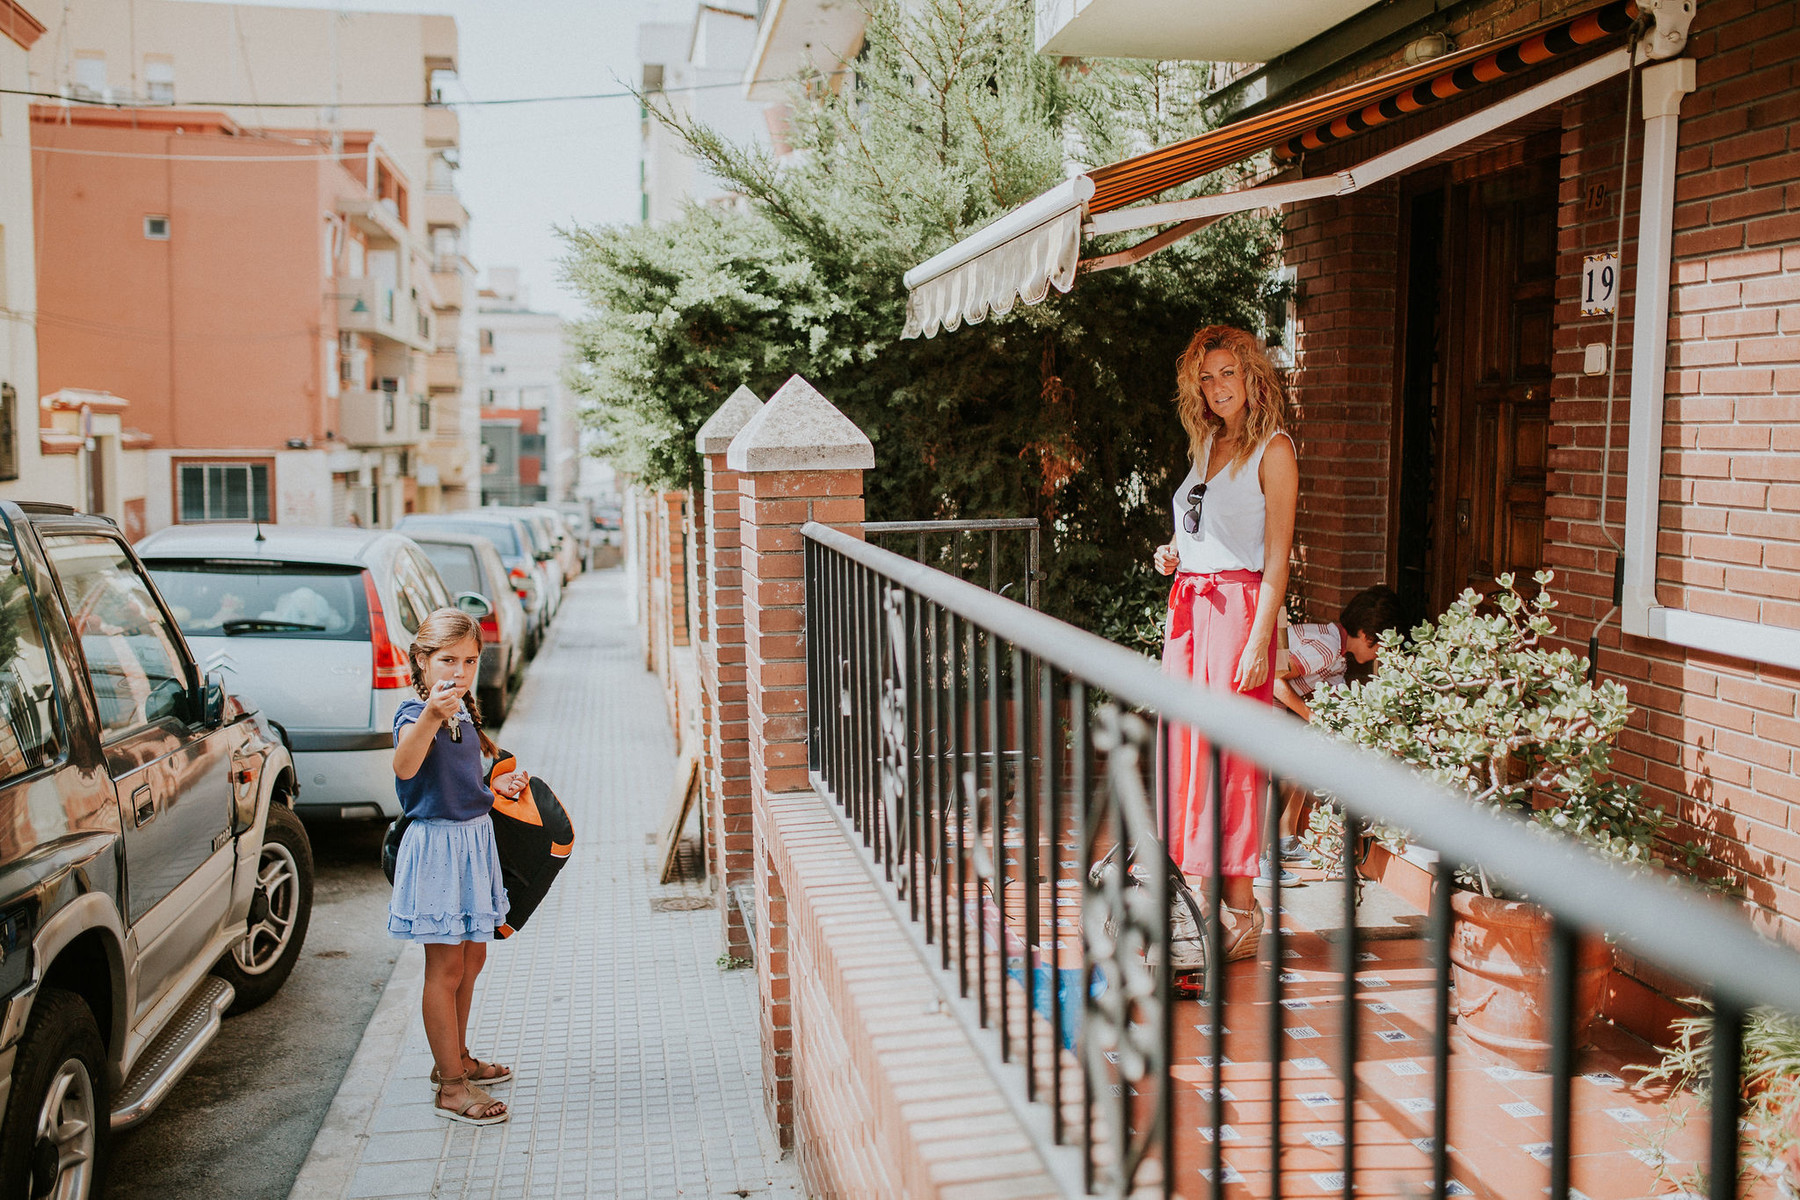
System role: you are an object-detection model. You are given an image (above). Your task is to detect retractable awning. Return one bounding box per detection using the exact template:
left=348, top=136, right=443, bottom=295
left=903, top=0, right=1673, bottom=339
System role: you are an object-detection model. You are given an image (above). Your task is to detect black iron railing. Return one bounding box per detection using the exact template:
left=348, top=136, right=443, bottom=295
left=801, top=521, right=1800, bottom=1200
left=863, top=518, right=1041, bottom=608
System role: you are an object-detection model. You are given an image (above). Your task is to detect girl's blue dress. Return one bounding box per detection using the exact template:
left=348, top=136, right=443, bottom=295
left=387, top=699, right=509, bottom=944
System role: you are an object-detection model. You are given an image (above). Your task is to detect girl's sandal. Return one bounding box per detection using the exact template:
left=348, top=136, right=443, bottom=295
left=430, top=1056, right=512, bottom=1091
left=434, top=1073, right=508, bottom=1126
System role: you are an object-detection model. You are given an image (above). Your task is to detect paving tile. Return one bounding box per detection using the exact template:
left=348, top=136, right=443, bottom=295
left=297, top=573, right=801, bottom=1199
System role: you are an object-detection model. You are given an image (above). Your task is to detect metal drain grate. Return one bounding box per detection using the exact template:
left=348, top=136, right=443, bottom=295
left=650, top=896, right=714, bottom=912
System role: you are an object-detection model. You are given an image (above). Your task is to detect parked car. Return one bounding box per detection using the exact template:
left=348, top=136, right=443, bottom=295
left=407, top=530, right=527, bottom=720
left=396, top=513, right=549, bottom=654
left=532, top=507, right=584, bottom=580
left=544, top=501, right=593, bottom=569
left=135, top=525, right=486, bottom=822
left=593, top=504, right=623, bottom=547
left=0, top=502, right=309, bottom=1199
left=481, top=508, right=563, bottom=621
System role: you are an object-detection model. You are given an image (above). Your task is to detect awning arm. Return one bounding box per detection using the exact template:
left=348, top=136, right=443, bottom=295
left=903, top=176, right=1096, bottom=292
left=1085, top=46, right=1633, bottom=239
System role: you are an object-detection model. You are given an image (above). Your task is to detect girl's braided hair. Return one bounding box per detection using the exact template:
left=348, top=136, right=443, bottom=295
left=407, top=607, right=499, bottom=758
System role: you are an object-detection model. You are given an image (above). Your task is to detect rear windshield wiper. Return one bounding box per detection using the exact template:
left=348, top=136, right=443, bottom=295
left=221, top=619, right=327, bottom=635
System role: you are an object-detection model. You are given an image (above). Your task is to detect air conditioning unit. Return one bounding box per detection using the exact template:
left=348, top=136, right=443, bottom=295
left=377, top=377, right=400, bottom=394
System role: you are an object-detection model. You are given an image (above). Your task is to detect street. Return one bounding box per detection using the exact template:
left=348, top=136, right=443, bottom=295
left=100, top=819, right=398, bottom=1200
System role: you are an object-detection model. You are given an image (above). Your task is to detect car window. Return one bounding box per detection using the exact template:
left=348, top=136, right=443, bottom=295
left=387, top=550, right=435, bottom=635
left=418, top=542, right=481, bottom=596
left=0, top=531, right=66, bottom=779
left=145, top=561, right=370, bottom=641
left=45, top=535, right=192, bottom=740
left=407, top=545, right=452, bottom=609
left=400, top=519, right=520, bottom=558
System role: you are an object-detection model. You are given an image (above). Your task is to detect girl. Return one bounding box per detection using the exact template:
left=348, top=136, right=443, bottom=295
left=1153, top=325, right=1298, bottom=965
left=389, top=608, right=532, bottom=1125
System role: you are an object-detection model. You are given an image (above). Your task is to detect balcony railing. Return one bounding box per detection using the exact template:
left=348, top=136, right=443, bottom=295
left=336, top=278, right=433, bottom=352
left=864, top=518, right=1042, bottom=609
left=800, top=521, right=1800, bottom=1200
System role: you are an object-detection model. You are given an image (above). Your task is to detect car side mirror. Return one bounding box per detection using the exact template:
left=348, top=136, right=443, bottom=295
left=454, top=591, right=493, bottom=619
left=201, top=671, right=227, bottom=728
left=535, top=551, right=554, bottom=563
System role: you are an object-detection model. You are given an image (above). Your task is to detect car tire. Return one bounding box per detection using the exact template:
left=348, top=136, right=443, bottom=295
left=213, top=802, right=314, bottom=1014
left=0, top=987, right=108, bottom=1200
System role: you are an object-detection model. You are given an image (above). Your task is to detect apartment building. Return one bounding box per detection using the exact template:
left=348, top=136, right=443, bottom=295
left=638, top=3, right=771, bottom=225
left=1, top=4, right=129, bottom=518
left=32, top=107, right=436, bottom=528
left=476, top=268, right=578, bottom=505
left=26, top=0, right=481, bottom=521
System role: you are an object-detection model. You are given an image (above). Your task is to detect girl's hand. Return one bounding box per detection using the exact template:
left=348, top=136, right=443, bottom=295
left=1153, top=543, right=1180, bottom=576
left=1233, top=640, right=1270, bottom=693
left=491, top=766, right=530, bottom=799
left=424, top=680, right=461, bottom=726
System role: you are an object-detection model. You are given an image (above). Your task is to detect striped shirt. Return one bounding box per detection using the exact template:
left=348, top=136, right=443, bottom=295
left=1286, top=622, right=1345, bottom=699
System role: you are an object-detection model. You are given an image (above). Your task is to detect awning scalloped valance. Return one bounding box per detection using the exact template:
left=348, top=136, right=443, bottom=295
left=901, top=204, right=1085, bottom=340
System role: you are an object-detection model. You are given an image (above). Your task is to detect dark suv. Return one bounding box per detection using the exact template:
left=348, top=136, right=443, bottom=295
left=0, top=503, right=311, bottom=1199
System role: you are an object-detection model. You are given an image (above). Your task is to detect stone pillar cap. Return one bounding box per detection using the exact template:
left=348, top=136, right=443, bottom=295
left=695, top=385, right=764, bottom=454
left=726, top=374, right=874, bottom=473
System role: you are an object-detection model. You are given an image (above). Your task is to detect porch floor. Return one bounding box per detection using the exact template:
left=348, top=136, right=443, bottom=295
left=1158, top=865, right=1754, bottom=1200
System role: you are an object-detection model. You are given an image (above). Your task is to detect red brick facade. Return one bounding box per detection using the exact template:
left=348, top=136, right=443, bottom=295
left=1284, top=0, right=1800, bottom=941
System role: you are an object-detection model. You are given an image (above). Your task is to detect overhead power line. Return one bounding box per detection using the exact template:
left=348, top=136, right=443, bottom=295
left=0, top=74, right=830, bottom=111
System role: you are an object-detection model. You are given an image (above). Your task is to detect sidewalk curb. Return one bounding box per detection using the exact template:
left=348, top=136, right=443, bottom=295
left=287, top=942, right=425, bottom=1200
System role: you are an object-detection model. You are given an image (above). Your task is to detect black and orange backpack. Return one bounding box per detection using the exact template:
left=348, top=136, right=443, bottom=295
left=482, top=749, right=574, bottom=938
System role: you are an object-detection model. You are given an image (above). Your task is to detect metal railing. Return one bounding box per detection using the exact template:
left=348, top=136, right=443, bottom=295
left=863, top=518, right=1041, bottom=608
left=801, top=520, right=1800, bottom=1200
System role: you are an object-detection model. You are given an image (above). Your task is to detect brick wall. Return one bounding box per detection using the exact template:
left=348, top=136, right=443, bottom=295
left=702, top=452, right=754, bottom=956
left=764, top=789, right=1062, bottom=1200
left=1284, top=185, right=1401, bottom=617
left=1281, top=0, right=1800, bottom=942
left=1546, top=0, right=1800, bottom=940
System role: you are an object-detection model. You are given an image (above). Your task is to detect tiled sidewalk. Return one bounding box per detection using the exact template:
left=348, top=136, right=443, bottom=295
left=290, top=571, right=804, bottom=1200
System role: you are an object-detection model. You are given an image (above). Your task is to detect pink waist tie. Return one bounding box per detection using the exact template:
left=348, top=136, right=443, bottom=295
left=1161, top=569, right=1275, bottom=879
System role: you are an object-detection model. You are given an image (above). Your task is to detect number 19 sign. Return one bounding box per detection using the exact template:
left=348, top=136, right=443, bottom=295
left=1582, top=252, right=1620, bottom=316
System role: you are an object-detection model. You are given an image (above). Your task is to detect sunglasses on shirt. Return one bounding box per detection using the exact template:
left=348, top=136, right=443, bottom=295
left=1182, top=482, right=1207, bottom=535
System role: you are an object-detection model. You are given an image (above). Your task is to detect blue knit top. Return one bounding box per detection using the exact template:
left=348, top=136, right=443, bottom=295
left=392, top=698, right=492, bottom=822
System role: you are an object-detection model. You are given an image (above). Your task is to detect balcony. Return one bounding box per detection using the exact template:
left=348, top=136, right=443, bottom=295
left=336, top=277, right=434, bottom=352
left=423, top=103, right=459, bottom=149
left=744, top=0, right=868, bottom=101
left=427, top=349, right=462, bottom=390
left=338, top=386, right=423, bottom=448
left=430, top=267, right=467, bottom=313
left=424, top=190, right=468, bottom=230
left=1034, top=0, right=1380, bottom=60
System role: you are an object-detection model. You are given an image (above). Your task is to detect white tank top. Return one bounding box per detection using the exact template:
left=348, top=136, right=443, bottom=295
left=1172, top=431, right=1290, bottom=574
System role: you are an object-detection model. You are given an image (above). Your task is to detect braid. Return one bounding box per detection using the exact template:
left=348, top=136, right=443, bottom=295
left=463, top=691, right=500, bottom=758
left=409, top=648, right=429, bottom=701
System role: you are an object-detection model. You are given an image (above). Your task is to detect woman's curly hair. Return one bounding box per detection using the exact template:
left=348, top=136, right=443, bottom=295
left=1174, top=324, right=1288, bottom=471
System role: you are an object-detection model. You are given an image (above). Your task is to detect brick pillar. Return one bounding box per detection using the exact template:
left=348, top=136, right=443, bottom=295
left=695, top=386, right=764, bottom=956
left=726, top=374, right=872, bottom=1146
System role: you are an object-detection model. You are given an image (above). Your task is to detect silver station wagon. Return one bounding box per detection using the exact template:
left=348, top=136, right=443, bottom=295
left=135, top=525, right=490, bottom=821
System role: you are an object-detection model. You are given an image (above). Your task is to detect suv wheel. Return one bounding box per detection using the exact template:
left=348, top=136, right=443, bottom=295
left=0, top=988, right=107, bottom=1200
left=214, top=802, right=314, bottom=1014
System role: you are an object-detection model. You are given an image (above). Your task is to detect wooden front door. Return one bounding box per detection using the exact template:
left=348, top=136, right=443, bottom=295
left=1430, top=148, right=1559, bottom=612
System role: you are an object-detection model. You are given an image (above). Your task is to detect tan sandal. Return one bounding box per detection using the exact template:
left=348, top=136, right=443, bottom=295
left=434, top=1072, right=508, bottom=1126
left=1222, top=903, right=1264, bottom=963
left=431, top=1054, right=511, bottom=1090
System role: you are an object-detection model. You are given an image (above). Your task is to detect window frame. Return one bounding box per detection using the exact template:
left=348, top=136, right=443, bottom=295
left=41, top=533, right=200, bottom=745
left=0, top=522, right=71, bottom=785
left=172, top=457, right=275, bottom=525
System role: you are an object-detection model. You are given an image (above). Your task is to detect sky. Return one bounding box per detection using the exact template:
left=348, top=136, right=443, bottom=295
left=225, top=0, right=696, bottom=317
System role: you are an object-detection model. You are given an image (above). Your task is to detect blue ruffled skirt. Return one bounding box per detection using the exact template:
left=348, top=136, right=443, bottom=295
left=388, top=815, right=509, bottom=943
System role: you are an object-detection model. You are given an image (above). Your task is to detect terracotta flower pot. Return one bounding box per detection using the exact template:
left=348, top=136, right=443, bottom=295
left=1449, top=889, right=1612, bottom=1073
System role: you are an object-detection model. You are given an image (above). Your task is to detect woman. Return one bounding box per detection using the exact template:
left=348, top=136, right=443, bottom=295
left=1153, top=325, right=1297, bottom=963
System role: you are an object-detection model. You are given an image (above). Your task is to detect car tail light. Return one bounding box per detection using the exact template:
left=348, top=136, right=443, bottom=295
left=508, top=566, right=532, bottom=602
left=479, top=613, right=499, bottom=642
left=363, top=572, right=411, bottom=690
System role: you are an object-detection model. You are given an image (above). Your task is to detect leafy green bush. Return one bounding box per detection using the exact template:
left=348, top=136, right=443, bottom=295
left=1635, top=1003, right=1800, bottom=1196
left=560, top=0, right=1282, bottom=635
left=1305, top=571, right=1695, bottom=893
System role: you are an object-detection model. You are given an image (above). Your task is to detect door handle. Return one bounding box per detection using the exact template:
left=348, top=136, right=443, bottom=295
left=132, top=784, right=155, bottom=828
left=1456, top=499, right=1471, bottom=533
